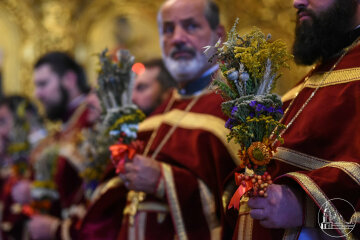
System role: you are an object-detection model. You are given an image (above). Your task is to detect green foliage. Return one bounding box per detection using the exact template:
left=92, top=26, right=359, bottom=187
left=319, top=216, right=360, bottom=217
left=209, top=20, right=293, bottom=98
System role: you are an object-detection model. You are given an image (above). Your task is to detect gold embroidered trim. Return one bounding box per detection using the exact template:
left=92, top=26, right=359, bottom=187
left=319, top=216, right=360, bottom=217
left=155, top=177, right=165, bottom=199
left=305, top=67, right=360, bottom=88
left=61, top=219, right=72, bottom=240
left=237, top=214, right=246, bottom=240
left=161, top=163, right=188, bottom=240
left=274, top=147, right=360, bottom=185
left=324, top=162, right=360, bottom=186
left=197, top=179, right=220, bottom=240
left=91, top=177, right=122, bottom=203
left=57, top=144, right=86, bottom=172
left=128, top=220, right=136, bottom=240
left=137, top=202, right=169, bottom=212
left=281, top=84, right=303, bottom=102
left=139, top=109, right=240, bottom=165
left=236, top=214, right=253, bottom=240
left=62, top=102, right=87, bottom=132
left=245, top=214, right=253, bottom=240
left=282, top=228, right=301, bottom=240
left=273, top=147, right=331, bottom=170
left=286, top=172, right=355, bottom=239
left=137, top=212, right=147, bottom=240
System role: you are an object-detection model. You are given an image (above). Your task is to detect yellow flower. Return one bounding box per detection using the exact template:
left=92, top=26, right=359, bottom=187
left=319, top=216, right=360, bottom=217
left=247, top=142, right=272, bottom=166
left=238, top=149, right=249, bottom=168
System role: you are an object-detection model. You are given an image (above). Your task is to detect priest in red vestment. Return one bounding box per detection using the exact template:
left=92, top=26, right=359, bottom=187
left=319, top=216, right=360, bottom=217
left=229, top=0, right=360, bottom=239
left=115, top=0, right=239, bottom=239
left=8, top=52, right=101, bottom=240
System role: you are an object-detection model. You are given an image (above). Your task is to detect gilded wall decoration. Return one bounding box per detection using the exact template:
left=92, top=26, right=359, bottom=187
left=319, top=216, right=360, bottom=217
left=0, top=0, right=310, bottom=98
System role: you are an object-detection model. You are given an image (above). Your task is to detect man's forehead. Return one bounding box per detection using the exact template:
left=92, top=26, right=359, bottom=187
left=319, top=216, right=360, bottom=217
left=136, top=67, right=160, bottom=82
left=160, top=0, right=206, bottom=23
left=34, top=64, right=56, bottom=80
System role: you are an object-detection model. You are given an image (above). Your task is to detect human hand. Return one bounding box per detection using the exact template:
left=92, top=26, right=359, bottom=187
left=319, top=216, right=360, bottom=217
left=119, top=154, right=161, bottom=194
left=11, top=180, right=32, bottom=204
left=248, top=184, right=303, bottom=228
left=28, top=214, right=60, bottom=240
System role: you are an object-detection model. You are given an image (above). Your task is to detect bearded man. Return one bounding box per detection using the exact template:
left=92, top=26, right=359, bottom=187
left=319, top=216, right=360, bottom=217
left=230, top=0, right=360, bottom=239
left=9, top=52, right=101, bottom=239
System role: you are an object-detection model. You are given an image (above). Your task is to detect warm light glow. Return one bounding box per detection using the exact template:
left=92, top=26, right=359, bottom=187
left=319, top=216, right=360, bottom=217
left=132, top=62, right=145, bottom=75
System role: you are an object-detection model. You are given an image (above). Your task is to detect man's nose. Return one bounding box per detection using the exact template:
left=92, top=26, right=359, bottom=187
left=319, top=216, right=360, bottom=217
left=34, top=89, right=43, bottom=101
left=293, top=0, right=308, bottom=9
left=171, top=25, right=187, bottom=45
left=131, top=93, right=138, bottom=105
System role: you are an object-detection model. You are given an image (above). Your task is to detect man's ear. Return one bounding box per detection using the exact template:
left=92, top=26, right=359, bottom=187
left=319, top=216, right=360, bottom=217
left=62, top=71, right=77, bottom=90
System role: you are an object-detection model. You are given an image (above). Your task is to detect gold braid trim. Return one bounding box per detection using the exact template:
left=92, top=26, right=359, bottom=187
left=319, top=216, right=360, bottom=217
left=161, top=163, right=188, bottom=240
left=137, top=211, right=147, bottom=240
left=62, top=102, right=88, bottom=133
left=281, top=84, right=303, bottom=103
left=281, top=67, right=360, bottom=102
left=324, top=162, right=360, bottom=186
left=273, top=147, right=331, bottom=170
left=61, top=219, right=72, bottom=240
left=274, top=147, right=360, bottom=185
left=285, top=172, right=355, bottom=239
left=57, top=143, right=86, bottom=172
left=197, top=179, right=221, bottom=240
left=305, top=67, right=360, bottom=88
left=139, top=109, right=240, bottom=165
left=236, top=214, right=253, bottom=240
left=91, top=177, right=123, bottom=203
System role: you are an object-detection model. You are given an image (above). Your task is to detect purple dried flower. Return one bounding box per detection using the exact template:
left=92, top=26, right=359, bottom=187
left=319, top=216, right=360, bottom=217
left=256, top=104, right=264, bottom=112
left=249, top=101, right=256, bottom=107
left=225, top=118, right=236, bottom=129
left=276, top=108, right=284, bottom=114
left=231, top=106, right=238, bottom=117
left=266, top=107, right=275, bottom=113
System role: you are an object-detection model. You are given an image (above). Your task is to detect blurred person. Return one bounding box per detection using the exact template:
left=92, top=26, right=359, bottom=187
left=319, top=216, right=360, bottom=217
left=132, top=59, right=177, bottom=116
left=0, top=96, right=46, bottom=240
left=10, top=52, right=101, bottom=240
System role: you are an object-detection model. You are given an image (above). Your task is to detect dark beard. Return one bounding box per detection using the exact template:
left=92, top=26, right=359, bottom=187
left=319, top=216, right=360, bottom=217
left=46, top=86, right=69, bottom=121
left=292, top=0, right=358, bottom=65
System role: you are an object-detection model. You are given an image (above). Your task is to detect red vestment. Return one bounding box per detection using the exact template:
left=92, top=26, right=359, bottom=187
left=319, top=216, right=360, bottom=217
left=115, top=90, right=238, bottom=240
left=231, top=44, right=360, bottom=239
left=29, top=103, right=93, bottom=226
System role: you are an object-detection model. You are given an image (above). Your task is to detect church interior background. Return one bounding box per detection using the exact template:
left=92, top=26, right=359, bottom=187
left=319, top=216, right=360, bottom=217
left=0, top=0, right=311, bottom=103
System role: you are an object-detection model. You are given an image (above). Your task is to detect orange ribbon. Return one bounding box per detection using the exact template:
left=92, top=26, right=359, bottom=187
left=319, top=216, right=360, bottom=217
left=22, top=205, right=36, bottom=216
left=228, top=173, right=253, bottom=210
left=109, top=144, right=137, bottom=174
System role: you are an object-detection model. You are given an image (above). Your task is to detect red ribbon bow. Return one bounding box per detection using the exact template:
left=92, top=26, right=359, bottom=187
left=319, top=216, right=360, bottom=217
left=109, top=140, right=143, bottom=174
left=228, top=173, right=253, bottom=210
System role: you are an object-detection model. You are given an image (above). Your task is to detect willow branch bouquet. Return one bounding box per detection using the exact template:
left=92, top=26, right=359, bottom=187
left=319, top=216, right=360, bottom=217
left=80, top=49, right=145, bottom=199
left=207, top=20, right=292, bottom=210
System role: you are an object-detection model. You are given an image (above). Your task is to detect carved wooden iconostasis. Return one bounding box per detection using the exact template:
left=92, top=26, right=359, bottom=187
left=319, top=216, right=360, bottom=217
left=0, top=0, right=311, bottom=99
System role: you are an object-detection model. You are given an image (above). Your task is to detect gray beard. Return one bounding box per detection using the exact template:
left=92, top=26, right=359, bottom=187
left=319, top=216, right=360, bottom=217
left=162, top=53, right=210, bottom=83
